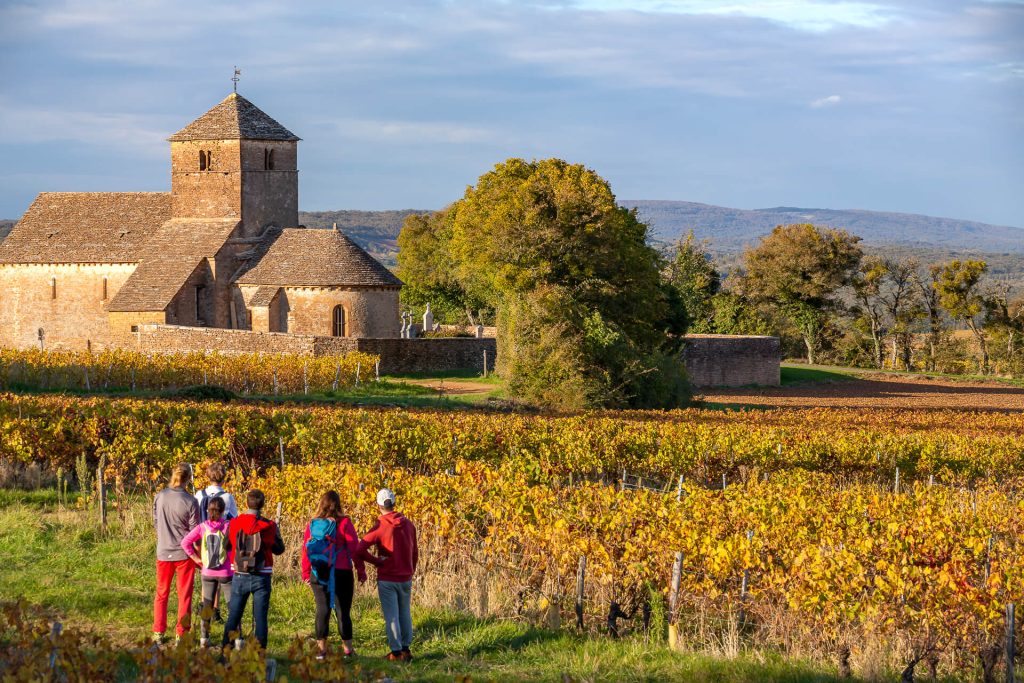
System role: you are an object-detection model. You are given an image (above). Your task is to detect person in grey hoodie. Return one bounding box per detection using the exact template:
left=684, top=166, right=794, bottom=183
left=153, top=463, right=200, bottom=645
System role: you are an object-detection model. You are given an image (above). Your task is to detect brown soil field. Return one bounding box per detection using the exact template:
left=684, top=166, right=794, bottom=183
left=702, top=371, right=1024, bottom=412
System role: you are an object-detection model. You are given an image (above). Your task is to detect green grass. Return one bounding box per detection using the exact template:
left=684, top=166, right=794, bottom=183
left=0, top=493, right=853, bottom=682
left=779, top=365, right=857, bottom=386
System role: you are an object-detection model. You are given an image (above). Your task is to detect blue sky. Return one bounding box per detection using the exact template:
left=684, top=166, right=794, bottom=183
left=0, top=0, right=1021, bottom=227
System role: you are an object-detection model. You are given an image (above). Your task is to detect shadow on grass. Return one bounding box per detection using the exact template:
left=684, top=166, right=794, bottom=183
left=414, top=610, right=565, bottom=660
left=780, top=366, right=856, bottom=386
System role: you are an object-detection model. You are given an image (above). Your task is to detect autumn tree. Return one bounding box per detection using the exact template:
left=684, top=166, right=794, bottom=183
left=664, top=231, right=720, bottom=332
left=397, top=158, right=688, bottom=408
left=740, top=224, right=863, bottom=365
left=935, top=260, right=991, bottom=373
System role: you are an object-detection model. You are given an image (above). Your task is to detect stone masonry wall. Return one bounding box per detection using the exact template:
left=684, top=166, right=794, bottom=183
left=135, top=324, right=496, bottom=374
left=280, top=287, right=400, bottom=338
left=0, top=263, right=137, bottom=351
left=682, top=334, right=780, bottom=387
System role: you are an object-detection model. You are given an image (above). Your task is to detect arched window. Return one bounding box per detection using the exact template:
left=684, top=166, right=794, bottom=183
left=332, top=305, right=346, bottom=337
left=264, top=148, right=275, bottom=170
left=199, top=150, right=208, bottom=171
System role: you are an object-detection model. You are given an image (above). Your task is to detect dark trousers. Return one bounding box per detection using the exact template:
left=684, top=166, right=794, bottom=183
left=222, top=572, right=272, bottom=649
left=311, top=568, right=354, bottom=640
left=200, top=576, right=232, bottom=640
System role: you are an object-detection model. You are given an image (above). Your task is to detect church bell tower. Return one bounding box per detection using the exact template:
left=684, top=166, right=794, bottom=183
left=168, top=92, right=300, bottom=239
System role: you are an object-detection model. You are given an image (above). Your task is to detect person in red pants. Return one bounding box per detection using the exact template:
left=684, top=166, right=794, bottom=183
left=153, top=463, right=200, bottom=646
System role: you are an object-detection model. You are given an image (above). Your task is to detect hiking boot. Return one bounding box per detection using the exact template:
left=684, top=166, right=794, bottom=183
left=399, top=648, right=413, bottom=662
left=385, top=651, right=403, bottom=661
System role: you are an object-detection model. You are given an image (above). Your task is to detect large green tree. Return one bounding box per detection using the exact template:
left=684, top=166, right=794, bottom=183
left=397, top=158, right=688, bottom=408
left=741, top=224, right=863, bottom=365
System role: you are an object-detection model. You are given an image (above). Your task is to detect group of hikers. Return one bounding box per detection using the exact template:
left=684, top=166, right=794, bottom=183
left=152, top=463, right=419, bottom=662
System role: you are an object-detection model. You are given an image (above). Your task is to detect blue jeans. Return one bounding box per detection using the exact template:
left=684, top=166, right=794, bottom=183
left=222, top=572, right=272, bottom=649
left=377, top=580, right=413, bottom=652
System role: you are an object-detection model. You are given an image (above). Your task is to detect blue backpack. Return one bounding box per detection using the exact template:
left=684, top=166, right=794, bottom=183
left=306, top=518, right=339, bottom=598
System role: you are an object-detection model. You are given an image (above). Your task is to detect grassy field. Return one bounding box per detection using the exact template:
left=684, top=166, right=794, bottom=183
left=0, top=490, right=853, bottom=682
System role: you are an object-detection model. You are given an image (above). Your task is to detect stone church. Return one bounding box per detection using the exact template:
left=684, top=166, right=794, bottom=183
left=0, top=93, right=402, bottom=351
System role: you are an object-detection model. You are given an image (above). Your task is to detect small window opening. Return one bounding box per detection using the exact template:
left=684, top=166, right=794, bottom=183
left=50, top=277, right=56, bottom=300
left=267, top=148, right=274, bottom=170
left=130, top=325, right=139, bottom=333
left=332, top=305, right=346, bottom=337
left=206, top=150, right=213, bottom=170
left=199, top=150, right=208, bottom=171
left=101, top=277, right=108, bottom=301
left=195, top=285, right=206, bottom=324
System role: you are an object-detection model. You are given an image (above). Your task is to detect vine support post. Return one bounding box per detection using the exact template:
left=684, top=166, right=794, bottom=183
left=273, top=367, right=279, bottom=395
left=676, top=474, right=685, bottom=501
left=278, top=436, right=285, bottom=470
left=1007, top=603, right=1016, bottom=683
left=97, top=461, right=106, bottom=534
left=894, top=467, right=900, bottom=494
left=575, top=556, right=587, bottom=630
left=722, top=473, right=727, bottom=490
left=374, top=359, right=380, bottom=382
left=303, top=361, right=308, bottom=395
left=482, top=350, right=488, bottom=378
left=355, top=362, right=361, bottom=387
left=668, top=550, right=683, bottom=649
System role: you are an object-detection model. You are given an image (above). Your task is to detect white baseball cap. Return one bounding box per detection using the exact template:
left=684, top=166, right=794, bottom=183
left=376, top=488, right=396, bottom=506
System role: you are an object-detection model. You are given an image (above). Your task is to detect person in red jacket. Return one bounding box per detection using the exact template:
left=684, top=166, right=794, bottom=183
left=221, top=490, right=284, bottom=650
left=356, top=488, right=418, bottom=662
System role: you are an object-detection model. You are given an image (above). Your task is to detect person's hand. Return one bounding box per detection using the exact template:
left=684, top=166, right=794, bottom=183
left=191, top=556, right=202, bottom=567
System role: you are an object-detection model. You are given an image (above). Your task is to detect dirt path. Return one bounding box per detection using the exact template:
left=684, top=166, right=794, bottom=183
left=400, top=378, right=495, bottom=395
left=702, top=371, right=1024, bottom=412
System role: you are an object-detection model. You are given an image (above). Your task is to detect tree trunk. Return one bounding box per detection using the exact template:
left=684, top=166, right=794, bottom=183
left=804, top=335, right=816, bottom=366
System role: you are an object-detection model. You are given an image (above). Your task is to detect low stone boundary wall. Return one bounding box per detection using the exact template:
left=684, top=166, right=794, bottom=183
left=683, top=334, right=780, bottom=387
left=136, top=325, right=496, bottom=375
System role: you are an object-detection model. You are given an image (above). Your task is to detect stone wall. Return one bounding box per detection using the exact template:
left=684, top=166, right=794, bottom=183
left=135, top=324, right=496, bottom=374
left=279, top=287, right=400, bottom=338
left=171, top=140, right=243, bottom=220
left=682, top=334, right=780, bottom=387
left=0, top=263, right=137, bottom=351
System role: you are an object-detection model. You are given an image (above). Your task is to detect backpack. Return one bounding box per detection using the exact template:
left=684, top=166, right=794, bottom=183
left=305, top=518, right=338, bottom=592
left=200, top=522, right=228, bottom=570
left=199, top=489, right=232, bottom=523
left=233, top=523, right=264, bottom=574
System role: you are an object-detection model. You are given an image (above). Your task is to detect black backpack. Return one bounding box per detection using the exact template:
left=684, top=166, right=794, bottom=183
left=199, top=490, right=231, bottom=523
left=233, top=524, right=263, bottom=574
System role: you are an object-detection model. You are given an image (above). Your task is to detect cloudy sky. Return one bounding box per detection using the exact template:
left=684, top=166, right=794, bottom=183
left=0, top=0, right=1021, bottom=226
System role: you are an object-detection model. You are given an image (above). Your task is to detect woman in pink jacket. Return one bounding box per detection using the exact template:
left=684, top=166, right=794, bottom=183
left=181, top=496, right=233, bottom=648
left=301, top=490, right=366, bottom=659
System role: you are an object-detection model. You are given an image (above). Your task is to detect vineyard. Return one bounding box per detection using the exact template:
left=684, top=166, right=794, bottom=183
left=1, top=393, right=1022, bottom=680
left=0, top=348, right=380, bottom=395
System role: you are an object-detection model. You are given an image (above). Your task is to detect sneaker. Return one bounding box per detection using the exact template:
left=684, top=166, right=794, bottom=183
left=385, top=651, right=402, bottom=661
left=151, top=632, right=165, bottom=646
left=234, top=638, right=245, bottom=651
left=399, top=648, right=413, bottom=662
left=315, top=652, right=326, bottom=661
left=342, top=647, right=355, bottom=658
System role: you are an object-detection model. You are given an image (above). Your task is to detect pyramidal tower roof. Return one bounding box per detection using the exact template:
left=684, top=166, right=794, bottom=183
left=168, top=92, right=300, bottom=142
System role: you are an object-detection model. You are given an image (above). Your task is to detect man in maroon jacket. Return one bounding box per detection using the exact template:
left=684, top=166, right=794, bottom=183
left=357, top=488, right=418, bottom=661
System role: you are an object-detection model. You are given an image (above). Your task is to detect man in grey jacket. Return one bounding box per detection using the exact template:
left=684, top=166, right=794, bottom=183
left=153, top=463, right=200, bottom=645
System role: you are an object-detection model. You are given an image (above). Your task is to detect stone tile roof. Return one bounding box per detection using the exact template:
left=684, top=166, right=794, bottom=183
left=168, top=93, right=300, bottom=142
left=107, top=218, right=240, bottom=312
left=0, top=192, right=171, bottom=264
left=247, top=285, right=280, bottom=307
left=236, top=227, right=402, bottom=288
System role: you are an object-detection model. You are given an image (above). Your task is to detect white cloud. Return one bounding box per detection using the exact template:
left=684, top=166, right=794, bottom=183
left=565, top=0, right=898, bottom=31
left=810, top=94, right=843, bottom=108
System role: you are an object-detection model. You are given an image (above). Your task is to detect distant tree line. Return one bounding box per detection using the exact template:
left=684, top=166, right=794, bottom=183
left=670, top=225, right=1024, bottom=377
left=395, top=158, right=1021, bottom=409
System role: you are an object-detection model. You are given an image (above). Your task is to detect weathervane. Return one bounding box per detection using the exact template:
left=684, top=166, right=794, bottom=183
left=232, top=66, right=241, bottom=93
